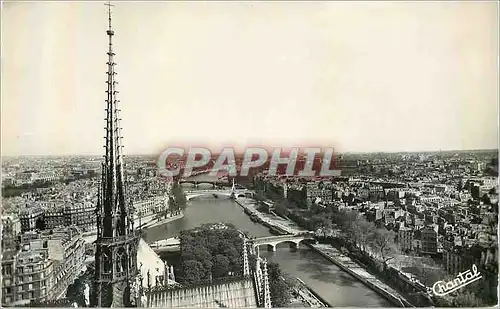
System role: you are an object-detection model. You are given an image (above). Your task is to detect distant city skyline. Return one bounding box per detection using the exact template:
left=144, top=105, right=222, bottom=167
left=2, top=1, right=499, bottom=156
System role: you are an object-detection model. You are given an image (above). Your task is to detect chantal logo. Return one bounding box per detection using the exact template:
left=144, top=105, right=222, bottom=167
left=156, top=147, right=342, bottom=179
left=431, top=264, right=482, bottom=297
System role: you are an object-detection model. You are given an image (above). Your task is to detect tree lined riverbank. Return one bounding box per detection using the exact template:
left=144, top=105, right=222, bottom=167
left=145, top=192, right=391, bottom=307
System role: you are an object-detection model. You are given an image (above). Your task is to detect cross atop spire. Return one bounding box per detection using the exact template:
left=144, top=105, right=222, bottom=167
left=104, top=1, right=114, bottom=34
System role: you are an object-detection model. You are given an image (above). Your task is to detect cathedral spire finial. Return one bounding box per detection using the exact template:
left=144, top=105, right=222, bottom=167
left=105, top=1, right=114, bottom=33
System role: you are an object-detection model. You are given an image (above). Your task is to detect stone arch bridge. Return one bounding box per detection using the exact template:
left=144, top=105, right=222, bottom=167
left=151, top=233, right=316, bottom=254
left=249, top=234, right=315, bottom=252
left=185, top=189, right=253, bottom=201
left=179, top=180, right=230, bottom=189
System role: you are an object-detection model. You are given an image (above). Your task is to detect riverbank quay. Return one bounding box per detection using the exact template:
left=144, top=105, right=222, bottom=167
left=143, top=212, right=184, bottom=229
left=234, top=197, right=406, bottom=306
left=234, top=197, right=307, bottom=235
left=292, top=277, right=329, bottom=307
left=281, top=276, right=316, bottom=307
left=308, top=243, right=415, bottom=307
left=80, top=212, right=184, bottom=244
left=236, top=196, right=427, bottom=307
left=149, top=237, right=181, bottom=253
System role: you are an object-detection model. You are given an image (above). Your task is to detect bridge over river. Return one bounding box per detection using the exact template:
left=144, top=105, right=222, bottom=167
left=184, top=189, right=253, bottom=200
left=150, top=233, right=316, bottom=253
left=251, top=234, right=316, bottom=252
left=144, top=174, right=392, bottom=307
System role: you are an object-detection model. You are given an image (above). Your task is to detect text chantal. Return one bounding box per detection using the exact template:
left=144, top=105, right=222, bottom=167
left=432, top=264, right=482, bottom=296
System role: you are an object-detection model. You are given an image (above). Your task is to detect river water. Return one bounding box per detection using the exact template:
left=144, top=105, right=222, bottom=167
left=143, top=179, right=390, bottom=307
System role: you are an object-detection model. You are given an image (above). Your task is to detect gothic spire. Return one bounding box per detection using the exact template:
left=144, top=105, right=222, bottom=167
left=94, top=3, right=139, bottom=307
left=104, top=0, right=124, bottom=193
left=99, top=0, right=132, bottom=237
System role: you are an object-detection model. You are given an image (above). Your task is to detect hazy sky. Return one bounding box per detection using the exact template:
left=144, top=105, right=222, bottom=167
left=2, top=1, right=499, bottom=156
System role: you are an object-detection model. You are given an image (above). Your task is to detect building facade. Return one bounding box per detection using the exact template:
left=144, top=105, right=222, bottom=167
left=306, top=181, right=334, bottom=205
left=133, top=195, right=168, bottom=218
left=19, top=201, right=97, bottom=233
left=398, top=226, right=414, bottom=252
left=1, top=227, right=86, bottom=307
left=420, top=227, right=438, bottom=255
left=19, top=207, right=44, bottom=233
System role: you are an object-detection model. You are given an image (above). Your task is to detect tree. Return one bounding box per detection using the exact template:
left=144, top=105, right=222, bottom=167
left=370, top=228, right=398, bottom=268
left=353, top=217, right=376, bottom=253
left=310, top=214, right=333, bottom=237
left=334, top=210, right=358, bottom=246
left=179, top=223, right=244, bottom=284
left=212, top=254, right=230, bottom=278
left=170, top=183, right=187, bottom=215
left=182, top=260, right=204, bottom=285
left=405, top=257, right=446, bottom=286
left=267, top=262, right=291, bottom=307
left=66, top=264, right=95, bottom=307
left=452, top=291, right=483, bottom=307
left=336, top=210, right=358, bottom=229
left=66, top=279, right=83, bottom=305
left=274, top=200, right=292, bottom=217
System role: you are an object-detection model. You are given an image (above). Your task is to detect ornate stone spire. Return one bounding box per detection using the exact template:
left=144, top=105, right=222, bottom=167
left=94, top=2, right=139, bottom=307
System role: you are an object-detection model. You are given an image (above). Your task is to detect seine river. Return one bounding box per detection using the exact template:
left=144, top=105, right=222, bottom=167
left=144, top=177, right=390, bottom=307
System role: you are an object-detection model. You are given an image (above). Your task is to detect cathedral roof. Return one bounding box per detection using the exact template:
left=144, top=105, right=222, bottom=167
left=146, top=277, right=258, bottom=308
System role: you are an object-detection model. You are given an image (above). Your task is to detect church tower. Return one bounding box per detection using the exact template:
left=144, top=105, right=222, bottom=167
left=93, top=2, right=140, bottom=307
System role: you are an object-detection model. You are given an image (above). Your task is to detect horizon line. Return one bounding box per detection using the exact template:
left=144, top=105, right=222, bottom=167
left=2, top=148, right=498, bottom=158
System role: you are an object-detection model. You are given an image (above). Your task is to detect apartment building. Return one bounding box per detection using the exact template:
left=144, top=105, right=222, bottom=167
left=19, top=207, right=45, bottom=233
left=306, top=181, right=333, bottom=205
left=44, top=206, right=66, bottom=230
left=133, top=195, right=168, bottom=217
left=19, top=201, right=96, bottom=233
left=1, top=227, right=86, bottom=307
left=398, top=226, right=414, bottom=252
left=64, top=202, right=95, bottom=231
left=14, top=171, right=58, bottom=185
left=2, top=215, right=21, bottom=235
left=420, top=226, right=438, bottom=255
